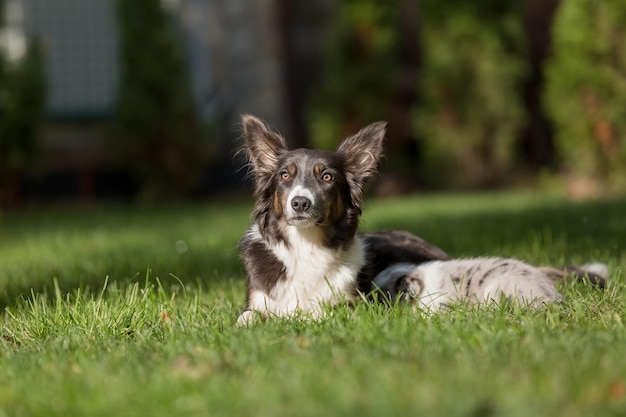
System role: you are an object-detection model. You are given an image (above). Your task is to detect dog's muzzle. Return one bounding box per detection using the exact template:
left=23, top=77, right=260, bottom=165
left=286, top=192, right=320, bottom=227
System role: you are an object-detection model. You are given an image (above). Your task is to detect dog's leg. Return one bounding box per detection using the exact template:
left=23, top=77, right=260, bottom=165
left=538, top=263, right=609, bottom=289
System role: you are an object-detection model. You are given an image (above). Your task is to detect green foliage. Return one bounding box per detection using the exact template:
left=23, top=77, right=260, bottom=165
left=310, top=1, right=528, bottom=188
left=544, top=0, right=626, bottom=189
left=0, top=41, right=46, bottom=205
left=308, top=0, right=398, bottom=149
left=113, top=0, right=208, bottom=201
left=414, top=2, right=527, bottom=188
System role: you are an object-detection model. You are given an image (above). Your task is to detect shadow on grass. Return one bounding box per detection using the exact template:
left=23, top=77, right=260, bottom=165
left=0, top=194, right=624, bottom=308
left=0, top=202, right=251, bottom=308
left=362, top=195, right=626, bottom=261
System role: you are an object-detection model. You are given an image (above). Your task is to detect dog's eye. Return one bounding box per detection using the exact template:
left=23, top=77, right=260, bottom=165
left=280, top=171, right=290, bottom=180
left=321, top=173, right=333, bottom=183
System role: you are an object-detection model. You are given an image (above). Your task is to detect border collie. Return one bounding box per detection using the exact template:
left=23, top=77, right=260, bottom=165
left=237, top=115, right=608, bottom=325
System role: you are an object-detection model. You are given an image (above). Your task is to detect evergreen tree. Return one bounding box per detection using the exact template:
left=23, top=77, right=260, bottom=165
left=308, top=0, right=399, bottom=150
left=114, top=0, right=206, bottom=200
left=0, top=33, right=46, bottom=207
left=414, top=0, right=527, bottom=188
left=544, top=0, right=626, bottom=190
left=310, top=1, right=528, bottom=189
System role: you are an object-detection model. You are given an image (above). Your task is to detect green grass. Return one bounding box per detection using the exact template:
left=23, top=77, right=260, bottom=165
left=0, top=192, right=625, bottom=416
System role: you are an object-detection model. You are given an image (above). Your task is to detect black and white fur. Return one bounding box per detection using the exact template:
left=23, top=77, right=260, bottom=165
left=237, top=115, right=385, bottom=324
left=237, top=115, right=609, bottom=324
left=374, top=258, right=608, bottom=311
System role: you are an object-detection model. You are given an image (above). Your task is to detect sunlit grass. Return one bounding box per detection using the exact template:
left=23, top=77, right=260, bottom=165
left=0, top=202, right=251, bottom=305
left=0, top=191, right=625, bottom=416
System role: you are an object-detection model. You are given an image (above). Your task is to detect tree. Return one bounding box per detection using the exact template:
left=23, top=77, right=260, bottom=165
left=544, top=0, right=626, bottom=191
left=113, top=0, right=207, bottom=200
left=0, top=37, right=46, bottom=207
left=308, top=0, right=399, bottom=150
left=413, top=0, right=527, bottom=188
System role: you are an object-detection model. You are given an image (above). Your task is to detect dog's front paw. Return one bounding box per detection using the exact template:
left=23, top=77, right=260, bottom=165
left=236, top=310, right=263, bottom=327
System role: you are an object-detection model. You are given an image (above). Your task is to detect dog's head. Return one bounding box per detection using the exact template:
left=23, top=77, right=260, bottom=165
left=241, top=115, right=386, bottom=246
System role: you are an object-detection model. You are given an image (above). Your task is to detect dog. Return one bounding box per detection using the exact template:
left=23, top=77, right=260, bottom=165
left=236, top=115, right=608, bottom=325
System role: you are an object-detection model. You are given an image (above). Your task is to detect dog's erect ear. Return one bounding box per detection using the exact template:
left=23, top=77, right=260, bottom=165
left=336, top=121, right=386, bottom=208
left=241, top=115, right=287, bottom=180
left=337, top=121, right=386, bottom=177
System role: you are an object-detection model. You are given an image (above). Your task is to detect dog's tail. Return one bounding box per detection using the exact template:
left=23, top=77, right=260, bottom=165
left=538, top=263, right=609, bottom=289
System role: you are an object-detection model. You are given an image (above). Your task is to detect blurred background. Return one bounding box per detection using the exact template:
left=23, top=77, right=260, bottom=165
left=0, top=0, right=624, bottom=208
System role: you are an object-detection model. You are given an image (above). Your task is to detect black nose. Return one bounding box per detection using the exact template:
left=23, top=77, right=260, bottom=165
left=291, top=196, right=311, bottom=213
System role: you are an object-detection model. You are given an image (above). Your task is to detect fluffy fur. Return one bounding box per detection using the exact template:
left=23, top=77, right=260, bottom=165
left=237, top=115, right=609, bottom=325
left=373, top=257, right=562, bottom=311
left=237, top=115, right=385, bottom=325
left=373, top=258, right=610, bottom=311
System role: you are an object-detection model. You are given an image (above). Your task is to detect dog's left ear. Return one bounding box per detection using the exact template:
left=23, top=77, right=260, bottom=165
left=337, top=121, right=386, bottom=178
left=337, top=121, right=386, bottom=208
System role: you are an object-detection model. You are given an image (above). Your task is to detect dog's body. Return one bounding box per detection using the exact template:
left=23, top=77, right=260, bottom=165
left=237, top=115, right=608, bottom=325
left=373, top=257, right=563, bottom=311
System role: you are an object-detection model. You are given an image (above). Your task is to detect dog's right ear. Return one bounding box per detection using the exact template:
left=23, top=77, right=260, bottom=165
left=241, top=115, right=287, bottom=180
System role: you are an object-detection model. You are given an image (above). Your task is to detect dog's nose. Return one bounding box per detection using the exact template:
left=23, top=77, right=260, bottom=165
left=291, top=196, right=311, bottom=213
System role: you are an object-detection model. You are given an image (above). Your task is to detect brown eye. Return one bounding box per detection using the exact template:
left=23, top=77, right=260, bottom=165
left=280, top=171, right=290, bottom=180
left=322, top=173, right=333, bottom=183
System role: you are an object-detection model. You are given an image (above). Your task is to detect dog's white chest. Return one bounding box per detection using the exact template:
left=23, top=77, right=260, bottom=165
left=245, top=225, right=364, bottom=320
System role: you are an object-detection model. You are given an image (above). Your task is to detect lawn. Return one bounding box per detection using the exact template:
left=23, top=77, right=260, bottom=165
left=0, top=191, right=625, bottom=417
